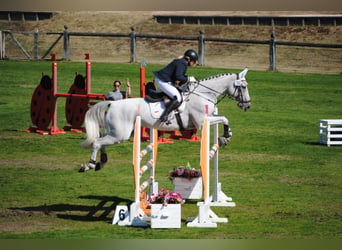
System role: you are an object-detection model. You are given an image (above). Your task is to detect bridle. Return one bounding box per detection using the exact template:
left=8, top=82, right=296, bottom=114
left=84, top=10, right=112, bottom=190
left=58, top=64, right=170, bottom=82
left=231, top=79, right=251, bottom=106
left=184, top=74, right=250, bottom=106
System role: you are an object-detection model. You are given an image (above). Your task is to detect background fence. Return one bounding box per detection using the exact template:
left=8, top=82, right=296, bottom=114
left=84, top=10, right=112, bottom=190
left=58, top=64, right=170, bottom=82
left=1, top=26, right=341, bottom=73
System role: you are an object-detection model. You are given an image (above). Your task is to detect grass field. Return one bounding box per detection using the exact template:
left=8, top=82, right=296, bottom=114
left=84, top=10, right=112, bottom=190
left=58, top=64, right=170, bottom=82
left=0, top=60, right=341, bottom=239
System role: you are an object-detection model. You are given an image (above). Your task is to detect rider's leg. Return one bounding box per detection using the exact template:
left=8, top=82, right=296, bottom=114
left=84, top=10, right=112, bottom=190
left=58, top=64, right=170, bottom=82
left=155, top=77, right=182, bottom=122
left=159, top=96, right=179, bottom=122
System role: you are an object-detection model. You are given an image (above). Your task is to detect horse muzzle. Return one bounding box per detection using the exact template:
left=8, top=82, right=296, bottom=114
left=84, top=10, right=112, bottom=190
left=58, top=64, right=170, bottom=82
left=238, top=101, right=251, bottom=111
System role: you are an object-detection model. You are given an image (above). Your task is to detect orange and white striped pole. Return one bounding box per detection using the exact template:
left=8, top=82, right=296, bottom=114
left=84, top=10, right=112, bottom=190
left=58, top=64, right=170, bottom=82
left=133, top=116, right=141, bottom=203
left=200, top=106, right=210, bottom=204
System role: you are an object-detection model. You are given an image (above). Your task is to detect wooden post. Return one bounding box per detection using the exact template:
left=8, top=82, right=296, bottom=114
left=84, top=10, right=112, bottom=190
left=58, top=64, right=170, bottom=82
left=34, top=28, right=39, bottom=60
left=130, top=26, right=136, bottom=63
left=63, top=25, right=70, bottom=60
left=0, top=31, right=5, bottom=60
left=198, top=30, right=205, bottom=66
left=269, top=29, right=276, bottom=71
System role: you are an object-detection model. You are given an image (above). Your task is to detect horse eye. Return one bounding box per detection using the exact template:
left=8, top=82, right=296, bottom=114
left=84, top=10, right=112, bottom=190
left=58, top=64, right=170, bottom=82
left=241, top=81, right=248, bottom=87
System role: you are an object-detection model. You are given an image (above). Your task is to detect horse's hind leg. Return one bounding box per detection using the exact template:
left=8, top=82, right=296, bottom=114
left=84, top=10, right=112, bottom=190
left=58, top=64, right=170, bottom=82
left=79, top=152, right=97, bottom=172
left=79, top=139, right=103, bottom=172
left=82, top=135, right=118, bottom=172
left=79, top=130, right=128, bottom=173
left=95, top=146, right=107, bottom=171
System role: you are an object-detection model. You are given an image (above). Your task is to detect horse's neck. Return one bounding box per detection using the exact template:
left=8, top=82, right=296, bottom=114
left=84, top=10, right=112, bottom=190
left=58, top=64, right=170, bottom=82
left=195, top=74, right=235, bottom=97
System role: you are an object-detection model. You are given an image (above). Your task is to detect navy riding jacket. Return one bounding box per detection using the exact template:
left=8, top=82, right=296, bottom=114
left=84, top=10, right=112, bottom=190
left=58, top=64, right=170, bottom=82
left=154, top=58, right=188, bottom=85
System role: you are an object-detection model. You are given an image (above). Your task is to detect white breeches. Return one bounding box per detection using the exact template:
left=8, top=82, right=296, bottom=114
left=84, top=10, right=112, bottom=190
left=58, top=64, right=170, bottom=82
left=155, top=77, right=182, bottom=102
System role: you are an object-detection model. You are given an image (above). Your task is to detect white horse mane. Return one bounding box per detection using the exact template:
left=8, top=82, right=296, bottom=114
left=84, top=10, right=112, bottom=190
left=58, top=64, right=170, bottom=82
left=199, top=73, right=234, bottom=82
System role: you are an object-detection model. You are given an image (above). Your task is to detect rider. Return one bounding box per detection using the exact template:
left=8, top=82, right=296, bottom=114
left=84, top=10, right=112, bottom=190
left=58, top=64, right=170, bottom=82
left=154, top=49, right=198, bottom=123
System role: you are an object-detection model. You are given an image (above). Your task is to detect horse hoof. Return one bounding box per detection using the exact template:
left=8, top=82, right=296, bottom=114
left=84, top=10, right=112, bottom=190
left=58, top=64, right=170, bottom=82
left=100, top=153, right=108, bottom=163
left=95, top=162, right=103, bottom=171
left=79, top=164, right=93, bottom=172
left=218, top=137, right=230, bottom=147
left=79, top=166, right=86, bottom=172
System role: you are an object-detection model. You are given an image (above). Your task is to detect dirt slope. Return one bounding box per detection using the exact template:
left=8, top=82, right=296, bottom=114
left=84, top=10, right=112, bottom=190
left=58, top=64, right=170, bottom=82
left=1, top=11, right=341, bottom=73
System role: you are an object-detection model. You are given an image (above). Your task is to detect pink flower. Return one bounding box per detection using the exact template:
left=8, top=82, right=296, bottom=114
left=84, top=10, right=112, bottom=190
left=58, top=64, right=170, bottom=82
left=148, top=189, right=185, bottom=204
left=175, top=166, right=185, bottom=176
left=169, top=165, right=201, bottom=180
left=148, top=193, right=157, bottom=203
left=165, top=192, right=185, bottom=204
left=158, top=188, right=169, bottom=197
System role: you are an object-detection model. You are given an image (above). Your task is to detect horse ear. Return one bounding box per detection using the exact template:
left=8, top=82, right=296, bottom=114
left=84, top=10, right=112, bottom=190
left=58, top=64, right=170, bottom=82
left=239, top=67, right=248, bottom=80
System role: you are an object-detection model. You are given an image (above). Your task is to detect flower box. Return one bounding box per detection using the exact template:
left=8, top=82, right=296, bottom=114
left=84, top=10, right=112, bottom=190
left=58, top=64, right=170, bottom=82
left=173, top=177, right=202, bottom=199
left=151, top=204, right=181, bottom=228
left=169, top=164, right=202, bottom=199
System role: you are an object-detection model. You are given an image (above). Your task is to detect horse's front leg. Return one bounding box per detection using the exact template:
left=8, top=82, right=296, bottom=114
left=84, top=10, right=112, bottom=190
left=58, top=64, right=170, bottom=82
left=207, top=115, right=232, bottom=147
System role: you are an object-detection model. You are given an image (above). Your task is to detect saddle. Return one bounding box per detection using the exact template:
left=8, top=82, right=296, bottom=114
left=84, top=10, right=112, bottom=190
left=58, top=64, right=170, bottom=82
left=144, top=81, right=184, bottom=108
left=144, top=83, right=185, bottom=128
left=144, top=89, right=168, bottom=103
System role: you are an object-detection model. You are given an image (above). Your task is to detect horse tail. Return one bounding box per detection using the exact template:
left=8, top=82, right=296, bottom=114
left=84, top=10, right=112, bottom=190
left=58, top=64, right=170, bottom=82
left=80, top=101, right=111, bottom=149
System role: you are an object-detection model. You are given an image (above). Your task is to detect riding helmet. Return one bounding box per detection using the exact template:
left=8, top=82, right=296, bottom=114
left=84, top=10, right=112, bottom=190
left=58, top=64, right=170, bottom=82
left=184, top=49, right=198, bottom=62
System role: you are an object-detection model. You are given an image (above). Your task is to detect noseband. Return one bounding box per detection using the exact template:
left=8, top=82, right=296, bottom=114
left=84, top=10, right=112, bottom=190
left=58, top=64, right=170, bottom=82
left=232, top=74, right=251, bottom=105
left=232, top=83, right=249, bottom=104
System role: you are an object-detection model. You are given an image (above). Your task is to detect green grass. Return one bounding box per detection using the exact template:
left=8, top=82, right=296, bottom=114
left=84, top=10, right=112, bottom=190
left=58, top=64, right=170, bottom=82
left=0, top=61, right=341, bottom=239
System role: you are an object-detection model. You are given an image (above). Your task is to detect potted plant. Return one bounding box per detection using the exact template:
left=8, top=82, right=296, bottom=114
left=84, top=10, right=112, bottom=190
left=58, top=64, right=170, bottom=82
left=169, top=163, right=203, bottom=199
left=148, top=188, right=184, bottom=228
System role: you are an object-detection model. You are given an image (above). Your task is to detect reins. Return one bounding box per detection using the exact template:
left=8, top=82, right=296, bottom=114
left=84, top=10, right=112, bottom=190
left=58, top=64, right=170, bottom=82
left=183, top=81, right=221, bottom=105
left=184, top=74, right=242, bottom=105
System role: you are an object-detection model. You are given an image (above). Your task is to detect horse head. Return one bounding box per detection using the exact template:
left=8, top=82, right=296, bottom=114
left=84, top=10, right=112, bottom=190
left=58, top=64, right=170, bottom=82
left=230, top=68, right=251, bottom=111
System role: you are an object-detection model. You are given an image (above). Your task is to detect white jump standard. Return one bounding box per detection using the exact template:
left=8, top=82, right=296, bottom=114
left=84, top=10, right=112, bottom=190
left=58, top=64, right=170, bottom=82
left=319, top=119, right=342, bottom=146
left=187, top=116, right=236, bottom=228
left=112, top=116, right=159, bottom=227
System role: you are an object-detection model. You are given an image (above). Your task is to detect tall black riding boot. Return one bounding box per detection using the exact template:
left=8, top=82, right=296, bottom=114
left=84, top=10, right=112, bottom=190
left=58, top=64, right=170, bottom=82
left=159, top=97, right=179, bottom=123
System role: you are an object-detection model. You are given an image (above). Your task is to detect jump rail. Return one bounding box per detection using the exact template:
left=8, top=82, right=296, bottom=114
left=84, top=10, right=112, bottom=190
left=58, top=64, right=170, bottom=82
left=113, top=116, right=159, bottom=227
left=187, top=113, right=236, bottom=228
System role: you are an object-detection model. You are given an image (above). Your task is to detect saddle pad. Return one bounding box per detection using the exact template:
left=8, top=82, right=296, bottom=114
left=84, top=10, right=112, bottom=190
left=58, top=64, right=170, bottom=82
left=148, top=101, right=186, bottom=119
left=148, top=101, right=165, bottom=119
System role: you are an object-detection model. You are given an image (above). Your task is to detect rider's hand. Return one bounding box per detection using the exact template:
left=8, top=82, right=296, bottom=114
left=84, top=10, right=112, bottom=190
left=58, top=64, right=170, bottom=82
left=188, top=76, right=197, bottom=83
